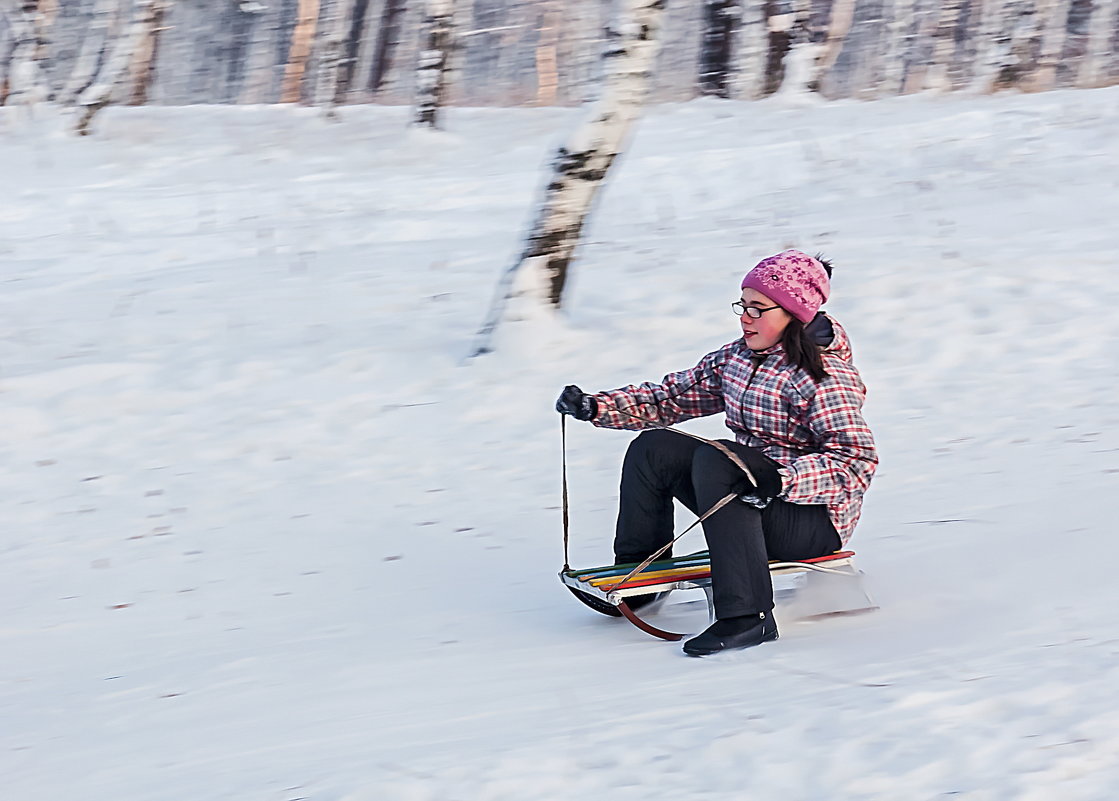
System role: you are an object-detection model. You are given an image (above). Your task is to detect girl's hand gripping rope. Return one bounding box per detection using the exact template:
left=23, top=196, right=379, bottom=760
left=555, top=385, right=598, bottom=421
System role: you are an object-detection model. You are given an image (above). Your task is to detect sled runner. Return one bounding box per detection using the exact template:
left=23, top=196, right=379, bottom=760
left=560, top=550, right=876, bottom=641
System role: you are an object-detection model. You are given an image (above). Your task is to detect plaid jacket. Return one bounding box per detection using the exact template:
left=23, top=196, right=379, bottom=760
left=591, top=315, right=877, bottom=544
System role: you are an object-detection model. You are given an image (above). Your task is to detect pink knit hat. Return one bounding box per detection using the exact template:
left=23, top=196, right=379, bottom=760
left=741, top=249, right=830, bottom=324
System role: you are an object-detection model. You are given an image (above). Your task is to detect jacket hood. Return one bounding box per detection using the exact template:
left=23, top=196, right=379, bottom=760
left=747, top=312, right=854, bottom=363
left=816, top=313, right=854, bottom=363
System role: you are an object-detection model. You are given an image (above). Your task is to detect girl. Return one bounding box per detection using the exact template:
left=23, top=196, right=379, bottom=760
left=556, top=250, right=877, bottom=657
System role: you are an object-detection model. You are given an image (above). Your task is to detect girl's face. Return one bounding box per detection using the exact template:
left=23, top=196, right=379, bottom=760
left=738, top=287, right=792, bottom=351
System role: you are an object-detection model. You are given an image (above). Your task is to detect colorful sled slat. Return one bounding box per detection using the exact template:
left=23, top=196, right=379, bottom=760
left=576, top=550, right=857, bottom=590
left=564, top=553, right=711, bottom=579
left=561, top=549, right=872, bottom=642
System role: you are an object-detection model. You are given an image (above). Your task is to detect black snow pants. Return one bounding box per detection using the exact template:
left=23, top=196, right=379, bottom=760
left=613, top=429, right=841, bottom=619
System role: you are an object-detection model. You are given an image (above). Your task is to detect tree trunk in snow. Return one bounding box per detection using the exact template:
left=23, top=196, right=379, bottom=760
left=476, top=0, right=668, bottom=353
left=334, top=0, right=368, bottom=102
left=237, top=1, right=275, bottom=104
left=74, top=0, right=148, bottom=134
left=988, top=0, right=1044, bottom=90
left=126, top=0, right=167, bottom=105
left=313, top=0, right=356, bottom=115
left=879, top=0, right=917, bottom=94
left=761, top=0, right=812, bottom=96
left=58, top=0, right=118, bottom=104
left=729, top=0, right=769, bottom=99
left=4, top=0, right=45, bottom=110
left=1078, top=0, right=1119, bottom=86
left=534, top=1, right=558, bottom=105
left=811, top=0, right=856, bottom=92
left=922, top=0, right=965, bottom=91
left=698, top=0, right=737, bottom=96
left=282, top=0, right=320, bottom=102
left=367, top=0, right=405, bottom=95
left=412, top=0, right=452, bottom=127
left=1025, top=0, right=1072, bottom=90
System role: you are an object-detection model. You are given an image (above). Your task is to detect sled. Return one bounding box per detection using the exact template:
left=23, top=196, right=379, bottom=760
left=560, top=550, right=877, bottom=641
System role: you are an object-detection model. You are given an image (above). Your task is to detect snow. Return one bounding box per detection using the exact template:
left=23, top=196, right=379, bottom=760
left=2, top=88, right=1119, bottom=800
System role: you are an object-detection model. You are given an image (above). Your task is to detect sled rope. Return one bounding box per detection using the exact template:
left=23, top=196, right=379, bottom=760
left=561, top=415, right=571, bottom=570
left=560, top=398, right=763, bottom=592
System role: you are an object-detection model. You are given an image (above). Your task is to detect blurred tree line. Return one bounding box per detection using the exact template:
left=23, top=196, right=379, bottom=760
left=2, top=0, right=1117, bottom=111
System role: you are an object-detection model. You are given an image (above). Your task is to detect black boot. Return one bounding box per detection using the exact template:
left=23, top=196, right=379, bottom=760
left=682, top=611, right=778, bottom=657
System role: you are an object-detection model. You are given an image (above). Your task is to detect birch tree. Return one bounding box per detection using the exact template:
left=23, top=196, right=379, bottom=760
left=906, top=0, right=961, bottom=92
left=534, top=0, right=558, bottom=105
left=126, top=0, right=168, bottom=104
left=811, top=0, right=856, bottom=92
left=237, top=0, right=275, bottom=104
left=333, top=0, right=368, bottom=102
left=1078, top=0, right=1119, bottom=86
left=74, top=0, right=156, bottom=134
left=470, top=0, right=669, bottom=356
left=879, top=0, right=917, bottom=94
left=367, top=0, right=405, bottom=95
left=312, top=0, right=358, bottom=115
left=282, top=0, right=320, bottom=101
left=698, top=0, right=737, bottom=96
left=729, top=0, right=770, bottom=99
left=1025, top=0, right=1072, bottom=90
left=4, top=0, right=46, bottom=112
left=412, top=0, right=452, bottom=126
left=58, top=0, right=119, bottom=104
left=984, top=0, right=1044, bottom=89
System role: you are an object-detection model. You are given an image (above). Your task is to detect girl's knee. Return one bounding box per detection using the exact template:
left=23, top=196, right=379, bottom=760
left=626, top=428, right=676, bottom=459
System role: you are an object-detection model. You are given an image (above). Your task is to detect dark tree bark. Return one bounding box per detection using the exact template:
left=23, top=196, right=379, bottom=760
left=413, top=0, right=452, bottom=126
left=368, top=0, right=405, bottom=94
left=470, top=0, right=670, bottom=357
left=698, top=0, right=737, bottom=96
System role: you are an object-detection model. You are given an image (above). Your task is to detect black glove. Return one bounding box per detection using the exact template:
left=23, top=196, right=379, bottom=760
left=555, top=385, right=598, bottom=421
left=729, top=446, right=784, bottom=509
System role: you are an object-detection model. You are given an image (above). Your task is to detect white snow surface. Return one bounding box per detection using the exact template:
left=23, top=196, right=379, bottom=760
left=2, top=91, right=1119, bottom=800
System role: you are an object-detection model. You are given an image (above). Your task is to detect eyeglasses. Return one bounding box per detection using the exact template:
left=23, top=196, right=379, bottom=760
left=732, top=300, right=781, bottom=319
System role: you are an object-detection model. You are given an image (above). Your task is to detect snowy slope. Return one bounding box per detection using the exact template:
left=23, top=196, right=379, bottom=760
left=2, top=90, right=1119, bottom=800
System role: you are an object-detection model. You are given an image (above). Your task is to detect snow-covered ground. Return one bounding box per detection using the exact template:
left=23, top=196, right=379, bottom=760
left=2, top=89, right=1119, bottom=800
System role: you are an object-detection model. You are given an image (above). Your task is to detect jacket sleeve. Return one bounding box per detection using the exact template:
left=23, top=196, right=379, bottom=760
left=590, top=344, right=734, bottom=431
left=779, top=367, right=878, bottom=506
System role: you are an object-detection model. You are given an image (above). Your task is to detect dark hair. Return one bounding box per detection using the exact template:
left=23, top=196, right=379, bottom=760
left=779, top=252, right=833, bottom=382
left=781, top=318, right=827, bottom=382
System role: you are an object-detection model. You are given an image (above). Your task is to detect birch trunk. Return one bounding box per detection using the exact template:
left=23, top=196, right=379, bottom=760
left=313, top=0, right=356, bottom=115
left=924, top=0, right=966, bottom=91
left=1078, top=0, right=1119, bottom=86
left=412, top=0, right=452, bottom=126
left=474, top=0, right=668, bottom=352
left=812, top=0, right=856, bottom=91
left=5, top=0, right=45, bottom=110
left=761, top=0, right=812, bottom=96
left=367, top=0, right=405, bottom=95
left=74, top=0, right=146, bottom=134
left=730, top=0, right=769, bottom=99
left=1025, top=0, right=1072, bottom=90
left=879, top=0, right=917, bottom=94
left=970, top=0, right=1008, bottom=90
left=334, top=0, right=368, bottom=101
left=282, top=0, right=320, bottom=102
left=58, top=0, right=118, bottom=104
left=237, top=1, right=275, bottom=104
left=698, top=0, right=737, bottom=96
left=993, top=0, right=1042, bottom=89
left=126, top=0, right=167, bottom=104
left=535, top=0, right=558, bottom=105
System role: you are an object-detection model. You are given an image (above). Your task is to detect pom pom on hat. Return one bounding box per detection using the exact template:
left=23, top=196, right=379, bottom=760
left=740, top=249, right=830, bottom=324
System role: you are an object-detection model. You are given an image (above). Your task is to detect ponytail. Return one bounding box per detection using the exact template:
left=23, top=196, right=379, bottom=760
left=780, top=317, right=828, bottom=383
